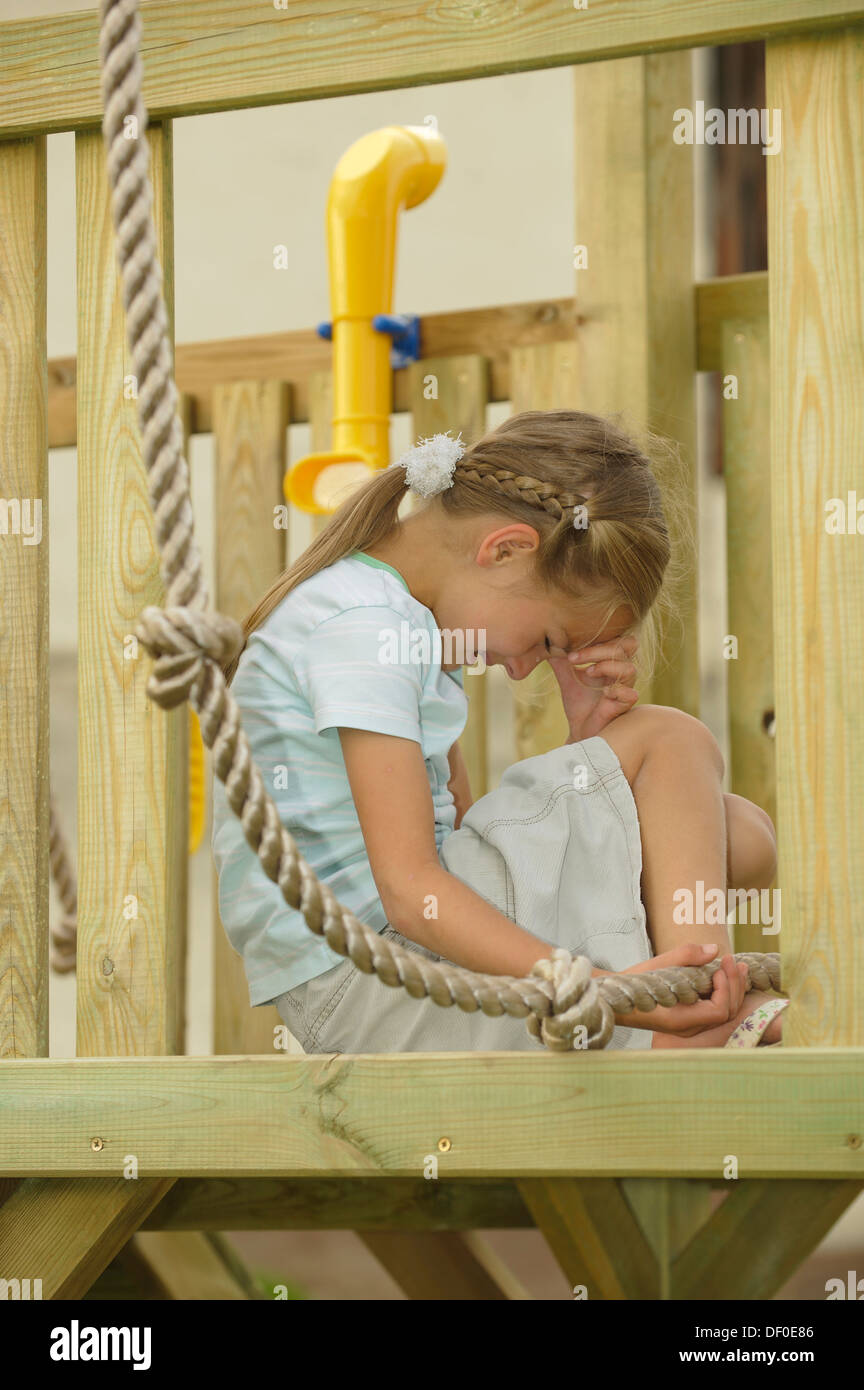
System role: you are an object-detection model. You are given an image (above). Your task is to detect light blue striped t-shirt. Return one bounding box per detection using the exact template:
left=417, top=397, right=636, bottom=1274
left=211, top=550, right=469, bottom=1006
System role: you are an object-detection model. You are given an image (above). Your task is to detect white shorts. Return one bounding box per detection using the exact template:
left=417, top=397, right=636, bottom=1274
left=273, top=736, right=654, bottom=1053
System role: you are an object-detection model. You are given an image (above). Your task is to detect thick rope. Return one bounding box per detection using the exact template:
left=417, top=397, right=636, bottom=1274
left=90, top=0, right=781, bottom=1050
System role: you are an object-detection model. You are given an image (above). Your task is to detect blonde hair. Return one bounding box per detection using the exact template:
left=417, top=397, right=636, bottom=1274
left=221, top=409, right=690, bottom=688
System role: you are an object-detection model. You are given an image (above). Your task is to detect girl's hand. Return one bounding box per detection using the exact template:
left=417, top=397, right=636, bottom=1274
left=621, top=942, right=750, bottom=1037
left=548, top=633, right=639, bottom=743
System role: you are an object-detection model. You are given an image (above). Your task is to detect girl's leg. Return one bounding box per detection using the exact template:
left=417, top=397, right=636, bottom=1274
left=597, top=704, right=781, bottom=1047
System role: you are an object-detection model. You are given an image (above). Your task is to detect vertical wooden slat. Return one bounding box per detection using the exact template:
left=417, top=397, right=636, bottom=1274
left=408, top=355, right=490, bottom=797
left=75, top=122, right=186, bottom=1057
left=211, top=378, right=290, bottom=1055
left=573, top=54, right=699, bottom=716
left=765, top=30, right=864, bottom=1046
left=0, top=135, right=48, bottom=1059
left=722, top=316, right=777, bottom=954
left=509, top=342, right=578, bottom=759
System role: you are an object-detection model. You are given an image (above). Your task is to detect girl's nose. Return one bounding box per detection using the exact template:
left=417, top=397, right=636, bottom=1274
left=506, top=647, right=544, bottom=679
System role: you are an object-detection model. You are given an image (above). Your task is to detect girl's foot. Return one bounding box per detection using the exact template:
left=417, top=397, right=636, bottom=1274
left=651, top=990, right=788, bottom=1049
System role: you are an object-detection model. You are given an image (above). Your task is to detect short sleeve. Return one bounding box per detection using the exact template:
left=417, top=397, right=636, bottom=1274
left=300, top=606, right=424, bottom=742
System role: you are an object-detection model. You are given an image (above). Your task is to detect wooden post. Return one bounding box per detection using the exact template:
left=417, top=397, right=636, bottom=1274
left=0, top=134, right=48, bottom=1061
left=573, top=53, right=699, bottom=716
left=722, top=316, right=777, bottom=954
left=75, top=122, right=187, bottom=1057
left=765, top=28, right=864, bottom=1046
left=211, top=379, right=290, bottom=1055
left=408, top=355, right=490, bottom=797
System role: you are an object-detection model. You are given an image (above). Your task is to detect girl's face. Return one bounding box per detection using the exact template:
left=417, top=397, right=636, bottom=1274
left=433, top=523, right=635, bottom=677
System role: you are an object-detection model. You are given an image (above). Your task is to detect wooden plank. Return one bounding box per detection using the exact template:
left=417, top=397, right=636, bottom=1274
left=211, top=380, right=290, bottom=1056
left=509, top=342, right=578, bottom=760
left=696, top=272, right=769, bottom=372
left=44, top=282, right=770, bottom=451
left=359, top=1231, right=527, bottom=1299
left=144, top=1177, right=532, bottom=1230
left=0, top=134, right=48, bottom=1060
left=1, top=1, right=861, bottom=138
left=1, top=1051, right=863, bottom=1178
left=765, top=30, right=864, bottom=1046
left=0, top=1176, right=175, bottom=1300
left=75, top=121, right=187, bottom=1057
left=46, top=300, right=577, bottom=448
left=408, top=355, right=490, bottom=796
left=518, top=1178, right=659, bottom=1299
left=573, top=52, right=699, bottom=716
left=672, top=1178, right=863, bottom=1300
left=620, top=1177, right=715, bottom=1299
left=120, top=1231, right=261, bottom=1300
left=722, top=317, right=776, bottom=956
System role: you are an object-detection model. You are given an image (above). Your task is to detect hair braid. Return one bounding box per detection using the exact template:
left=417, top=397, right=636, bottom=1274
left=457, top=459, right=588, bottom=523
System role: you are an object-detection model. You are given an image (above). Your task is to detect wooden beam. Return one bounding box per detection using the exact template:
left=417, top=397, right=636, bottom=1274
left=518, top=1178, right=659, bottom=1299
left=120, top=1231, right=264, bottom=1300
left=143, top=1177, right=533, bottom=1231
left=0, top=134, right=48, bottom=1060
left=46, top=300, right=577, bottom=448
left=573, top=52, right=699, bottom=716
left=43, top=283, right=769, bottom=451
left=211, top=379, right=290, bottom=1056
left=671, top=1178, right=863, bottom=1300
left=1, top=1, right=861, bottom=138
left=2, top=1052, right=863, bottom=1178
left=0, top=1176, right=175, bottom=1301
left=359, top=1231, right=529, bottom=1299
left=75, top=121, right=187, bottom=1057
left=766, top=29, right=864, bottom=1045
left=620, top=1177, right=715, bottom=1299
left=696, top=272, right=769, bottom=372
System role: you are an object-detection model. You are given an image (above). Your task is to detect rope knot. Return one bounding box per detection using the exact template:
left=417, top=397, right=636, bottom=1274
left=526, top=949, right=616, bottom=1051
left=136, top=605, right=244, bottom=709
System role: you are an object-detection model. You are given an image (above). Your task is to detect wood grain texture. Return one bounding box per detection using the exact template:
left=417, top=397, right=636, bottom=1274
left=765, top=30, right=864, bottom=1046
left=1, top=1051, right=863, bottom=1178
left=518, top=1177, right=659, bottom=1299
left=408, top=354, right=490, bottom=797
left=1, top=0, right=861, bottom=137
left=75, top=122, right=187, bottom=1057
left=0, top=135, right=48, bottom=1059
left=573, top=52, right=699, bottom=717
left=359, top=1230, right=527, bottom=1299
left=671, top=1178, right=863, bottom=1300
left=44, top=284, right=770, bottom=451
left=211, top=379, right=290, bottom=1056
left=0, top=1175, right=175, bottom=1300
left=143, top=1176, right=532, bottom=1230
left=722, top=317, right=778, bottom=956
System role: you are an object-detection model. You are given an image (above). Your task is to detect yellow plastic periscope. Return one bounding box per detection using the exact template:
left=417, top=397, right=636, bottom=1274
left=285, top=125, right=447, bottom=515
left=188, top=708, right=205, bottom=855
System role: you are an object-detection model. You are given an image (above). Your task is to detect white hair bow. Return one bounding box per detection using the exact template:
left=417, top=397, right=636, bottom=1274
left=390, top=431, right=465, bottom=497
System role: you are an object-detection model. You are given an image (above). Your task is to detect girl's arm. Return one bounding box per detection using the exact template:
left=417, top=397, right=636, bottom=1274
left=339, top=726, right=556, bottom=977
left=446, top=740, right=474, bottom=828
left=338, top=727, right=754, bottom=1036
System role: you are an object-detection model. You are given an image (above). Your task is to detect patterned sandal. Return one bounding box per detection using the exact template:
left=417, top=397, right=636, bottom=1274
left=725, top=996, right=789, bottom=1048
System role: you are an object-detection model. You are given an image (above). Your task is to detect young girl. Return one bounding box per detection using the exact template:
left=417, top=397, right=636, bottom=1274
left=212, top=409, right=786, bottom=1053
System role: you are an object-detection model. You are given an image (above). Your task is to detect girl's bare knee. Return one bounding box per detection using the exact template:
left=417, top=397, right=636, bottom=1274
left=600, top=703, right=724, bottom=785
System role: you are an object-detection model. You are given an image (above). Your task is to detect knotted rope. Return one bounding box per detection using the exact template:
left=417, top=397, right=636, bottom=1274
left=82, top=0, right=782, bottom=1051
